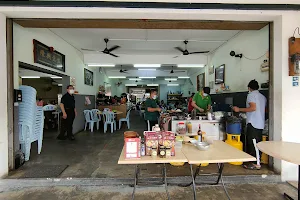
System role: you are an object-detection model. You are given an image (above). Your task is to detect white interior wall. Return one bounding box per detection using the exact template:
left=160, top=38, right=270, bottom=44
left=187, top=26, right=269, bottom=93
left=0, top=13, right=8, bottom=178
left=13, top=23, right=102, bottom=95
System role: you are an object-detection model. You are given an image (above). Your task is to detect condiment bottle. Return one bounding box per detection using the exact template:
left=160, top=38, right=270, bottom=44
left=197, top=124, right=202, bottom=142
left=141, top=139, right=145, bottom=156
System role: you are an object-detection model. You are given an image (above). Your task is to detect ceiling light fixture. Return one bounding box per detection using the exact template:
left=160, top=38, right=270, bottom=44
left=134, top=64, right=161, bottom=68
left=129, top=78, right=142, bottom=81
left=139, top=77, right=156, bottom=79
left=51, top=76, right=62, bottom=79
left=125, top=84, right=138, bottom=86
left=58, top=84, right=63, bottom=86
left=177, top=64, right=205, bottom=68
left=88, top=64, right=115, bottom=67
left=21, top=76, right=40, bottom=79
left=147, top=84, right=159, bottom=86
left=167, top=84, right=179, bottom=86
left=178, top=77, right=190, bottom=79
left=138, top=69, right=157, bottom=71
left=165, top=78, right=177, bottom=81
left=108, top=76, right=126, bottom=79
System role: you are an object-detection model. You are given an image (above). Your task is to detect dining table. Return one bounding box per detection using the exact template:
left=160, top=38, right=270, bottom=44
left=257, top=141, right=300, bottom=200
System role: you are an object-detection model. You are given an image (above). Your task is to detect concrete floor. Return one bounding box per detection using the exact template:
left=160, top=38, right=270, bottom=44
left=0, top=183, right=296, bottom=200
left=8, top=111, right=275, bottom=179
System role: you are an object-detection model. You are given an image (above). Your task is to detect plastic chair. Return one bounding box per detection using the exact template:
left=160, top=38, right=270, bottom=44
left=91, top=109, right=101, bottom=130
left=103, top=111, right=116, bottom=133
left=83, top=110, right=99, bottom=132
left=119, top=109, right=131, bottom=129
left=103, top=108, right=110, bottom=112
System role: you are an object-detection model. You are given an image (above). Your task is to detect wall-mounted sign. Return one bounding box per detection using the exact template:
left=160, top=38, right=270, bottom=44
left=33, top=39, right=65, bottom=72
left=293, top=76, right=299, bottom=87
left=84, top=68, right=94, bottom=86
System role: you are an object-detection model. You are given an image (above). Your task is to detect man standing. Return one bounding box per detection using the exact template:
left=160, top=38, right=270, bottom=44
left=192, top=87, right=212, bottom=113
left=57, top=85, right=77, bottom=140
left=233, top=80, right=266, bottom=170
left=145, top=89, right=161, bottom=130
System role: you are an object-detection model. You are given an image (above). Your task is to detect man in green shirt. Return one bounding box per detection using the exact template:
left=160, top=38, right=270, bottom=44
left=145, top=89, right=161, bottom=130
left=192, top=87, right=212, bottom=113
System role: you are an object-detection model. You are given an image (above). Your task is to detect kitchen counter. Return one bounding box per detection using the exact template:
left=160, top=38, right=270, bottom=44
left=171, top=119, right=225, bottom=141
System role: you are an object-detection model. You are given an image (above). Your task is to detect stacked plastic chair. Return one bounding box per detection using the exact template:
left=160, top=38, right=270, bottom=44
left=18, top=86, right=44, bottom=161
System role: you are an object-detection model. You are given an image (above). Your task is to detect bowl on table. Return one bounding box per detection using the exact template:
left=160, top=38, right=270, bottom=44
left=194, top=142, right=210, bottom=151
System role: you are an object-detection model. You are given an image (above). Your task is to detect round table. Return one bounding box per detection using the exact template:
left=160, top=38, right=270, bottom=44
left=257, top=141, right=300, bottom=200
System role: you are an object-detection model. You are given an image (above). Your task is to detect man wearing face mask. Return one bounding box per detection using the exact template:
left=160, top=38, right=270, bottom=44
left=57, top=85, right=77, bottom=140
left=233, top=80, right=266, bottom=170
left=191, top=87, right=212, bottom=113
left=145, top=89, right=161, bottom=130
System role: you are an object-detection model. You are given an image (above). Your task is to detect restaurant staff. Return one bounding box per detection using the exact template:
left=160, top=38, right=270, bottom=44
left=233, top=80, right=266, bottom=170
left=57, top=85, right=77, bottom=141
left=145, top=89, right=162, bottom=130
left=191, top=87, right=212, bottom=113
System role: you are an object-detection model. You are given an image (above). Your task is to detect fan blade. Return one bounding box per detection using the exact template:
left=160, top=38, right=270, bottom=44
left=175, top=47, right=185, bottom=53
left=108, top=53, right=119, bottom=57
left=173, top=55, right=180, bottom=58
left=81, top=48, right=101, bottom=52
left=189, top=51, right=209, bottom=54
left=108, top=45, right=120, bottom=52
left=172, top=71, right=186, bottom=73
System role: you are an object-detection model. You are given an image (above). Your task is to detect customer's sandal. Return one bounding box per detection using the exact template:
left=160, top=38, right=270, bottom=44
left=243, top=163, right=261, bottom=170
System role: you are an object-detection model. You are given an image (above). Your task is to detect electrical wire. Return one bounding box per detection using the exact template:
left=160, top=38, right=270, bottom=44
left=243, top=51, right=268, bottom=61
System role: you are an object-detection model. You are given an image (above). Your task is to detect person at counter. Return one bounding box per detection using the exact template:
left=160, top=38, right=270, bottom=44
left=145, top=89, right=161, bottom=130
left=233, top=80, right=266, bottom=170
left=191, top=87, right=212, bottom=113
left=188, top=93, right=195, bottom=113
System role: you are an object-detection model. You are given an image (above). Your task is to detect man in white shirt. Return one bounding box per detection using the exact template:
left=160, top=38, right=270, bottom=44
left=233, top=80, right=266, bottom=170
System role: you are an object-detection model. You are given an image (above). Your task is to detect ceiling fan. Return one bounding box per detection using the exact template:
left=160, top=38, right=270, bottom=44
left=119, top=65, right=128, bottom=73
left=81, top=38, right=120, bottom=57
left=174, top=40, right=209, bottom=58
left=170, top=66, right=185, bottom=74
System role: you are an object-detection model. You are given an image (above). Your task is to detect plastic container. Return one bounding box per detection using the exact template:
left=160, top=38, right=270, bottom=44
left=176, top=122, right=186, bottom=134
left=226, top=122, right=241, bottom=135
left=225, top=133, right=243, bottom=165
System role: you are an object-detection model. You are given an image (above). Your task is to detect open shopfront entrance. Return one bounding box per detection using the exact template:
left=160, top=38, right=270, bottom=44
left=5, top=18, right=274, bottom=179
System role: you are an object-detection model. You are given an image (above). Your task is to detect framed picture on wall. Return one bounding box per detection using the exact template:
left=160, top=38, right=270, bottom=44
left=197, top=72, right=205, bottom=91
left=84, top=68, right=94, bottom=86
left=215, top=64, right=225, bottom=84
left=33, top=39, right=65, bottom=72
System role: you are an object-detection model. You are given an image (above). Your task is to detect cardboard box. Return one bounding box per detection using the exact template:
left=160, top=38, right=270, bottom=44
left=124, top=138, right=141, bottom=159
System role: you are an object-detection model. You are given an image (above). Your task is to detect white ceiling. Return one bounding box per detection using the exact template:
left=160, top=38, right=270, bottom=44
left=50, top=28, right=240, bottom=55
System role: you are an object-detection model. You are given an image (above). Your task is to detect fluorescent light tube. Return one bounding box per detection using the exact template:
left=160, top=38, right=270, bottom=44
left=138, top=69, right=156, bottom=71
left=108, top=76, right=126, bottom=78
left=178, top=77, right=190, bottom=79
left=134, top=64, right=161, bottom=68
left=139, top=77, right=156, bottom=79
left=165, top=78, right=177, bottom=81
left=147, top=84, right=159, bottom=86
left=125, top=84, right=137, bottom=86
left=88, top=64, right=115, bottom=67
left=167, top=84, right=179, bottom=86
left=58, top=84, right=63, bottom=86
left=21, top=76, right=40, bottom=79
left=129, top=78, right=142, bottom=81
left=177, top=64, right=205, bottom=68
left=51, top=76, right=62, bottom=79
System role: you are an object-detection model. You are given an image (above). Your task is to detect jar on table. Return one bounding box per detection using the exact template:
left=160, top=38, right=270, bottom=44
left=166, top=147, right=171, bottom=157
left=151, top=147, right=157, bottom=157
left=176, top=122, right=186, bottom=135
left=159, top=146, right=166, bottom=158
left=187, top=121, right=193, bottom=133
